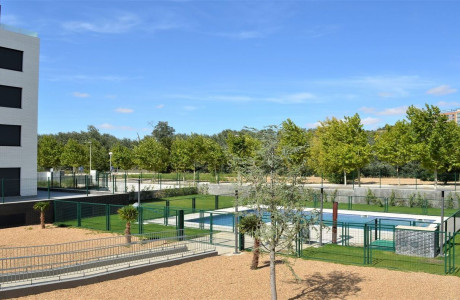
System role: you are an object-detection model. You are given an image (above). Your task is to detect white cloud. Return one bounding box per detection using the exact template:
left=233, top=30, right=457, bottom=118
left=62, top=13, right=141, bottom=34
left=378, top=92, right=394, bottom=98
left=305, top=25, right=339, bottom=38
left=437, top=101, right=460, bottom=108
left=361, top=117, right=381, bottom=126
left=216, top=30, right=270, bottom=40
left=115, top=108, right=134, bottom=114
left=305, top=122, right=321, bottom=129
left=426, top=85, right=457, bottom=96
left=359, top=106, right=376, bottom=114
left=314, top=75, right=431, bottom=97
left=72, top=92, right=89, bottom=98
left=267, top=93, right=316, bottom=104
left=156, top=104, right=165, bottom=109
left=376, top=106, right=408, bottom=116
left=99, top=123, right=135, bottom=131
left=168, top=92, right=316, bottom=104
left=99, top=123, right=115, bottom=129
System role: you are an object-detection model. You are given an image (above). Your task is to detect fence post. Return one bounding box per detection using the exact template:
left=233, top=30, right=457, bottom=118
left=51, top=172, right=54, bottom=188
left=106, top=204, right=110, bottom=231
left=112, top=175, right=115, bottom=194
left=77, top=202, right=81, bottom=227
left=159, top=174, right=162, bottom=190
left=199, top=210, right=204, bottom=229
left=379, top=170, right=381, bottom=188
left=47, top=178, right=51, bottom=199
left=140, top=172, right=143, bottom=183
left=210, top=213, right=213, bottom=244
left=85, top=175, right=88, bottom=196
left=125, top=172, right=127, bottom=193
left=2, top=178, right=5, bottom=204
left=178, top=210, right=184, bottom=241
left=192, top=197, right=196, bottom=210
left=165, top=200, right=170, bottom=226
left=73, top=172, right=76, bottom=189
left=139, top=206, right=143, bottom=234
left=239, top=215, right=245, bottom=251
left=215, top=195, right=219, bottom=210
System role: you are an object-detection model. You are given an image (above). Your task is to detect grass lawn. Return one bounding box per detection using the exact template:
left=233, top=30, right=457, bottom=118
left=302, top=243, right=453, bottom=276
left=55, top=213, right=210, bottom=236
left=143, top=194, right=235, bottom=211
left=304, top=201, right=459, bottom=217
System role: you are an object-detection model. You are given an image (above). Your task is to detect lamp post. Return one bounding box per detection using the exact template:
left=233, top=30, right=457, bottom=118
left=85, top=141, right=92, bottom=171
left=109, top=152, right=113, bottom=173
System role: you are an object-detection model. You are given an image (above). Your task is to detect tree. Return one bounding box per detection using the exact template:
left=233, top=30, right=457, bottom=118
left=151, top=121, right=176, bottom=151
left=38, top=135, right=63, bottom=170
left=241, top=126, right=315, bottom=300
left=374, top=121, right=412, bottom=185
left=60, top=139, right=86, bottom=173
left=278, top=119, right=311, bottom=180
left=187, top=134, right=208, bottom=182
left=204, top=138, right=227, bottom=181
left=111, top=144, right=134, bottom=170
left=170, top=137, right=191, bottom=176
left=134, top=137, right=169, bottom=173
left=117, top=206, right=139, bottom=243
left=33, top=201, right=50, bottom=229
left=85, top=139, right=109, bottom=171
left=226, top=132, right=259, bottom=183
left=407, top=104, right=454, bottom=188
left=239, top=214, right=262, bottom=269
left=309, top=114, right=371, bottom=186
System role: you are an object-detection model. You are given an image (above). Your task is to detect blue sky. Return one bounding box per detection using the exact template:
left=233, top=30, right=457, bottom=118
left=3, top=1, right=460, bottom=139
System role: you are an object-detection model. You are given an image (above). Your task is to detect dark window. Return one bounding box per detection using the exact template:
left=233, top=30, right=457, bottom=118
left=0, top=46, right=23, bottom=71
left=0, top=85, right=22, bottom=108
left=0, top=168, right=20, bottom=197
left=0, top=124, right=21, bottom=146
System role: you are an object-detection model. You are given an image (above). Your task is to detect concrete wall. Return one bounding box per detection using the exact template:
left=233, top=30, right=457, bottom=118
left=0, top=27, right=39, bottom=196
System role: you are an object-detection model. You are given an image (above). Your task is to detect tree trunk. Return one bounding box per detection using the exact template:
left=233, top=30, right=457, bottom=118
left=343, top=170, right=347, bottom=186
left=434, top=169, right=438, bottom=190
left=270, top=248, right=277, bottom=300
left=397, top=166, right=400, bottom=186
left=193, top=166, right=196, bottom=184
left=251, top=238, right=260, bottom=270
left=358, top=169, right=361, bottom=187
left=40, top=211, right=45, bottom=229
left=125, top=222, right=131, bottom=243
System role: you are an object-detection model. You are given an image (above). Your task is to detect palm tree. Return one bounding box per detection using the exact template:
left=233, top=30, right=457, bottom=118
left=239, top=214, right=262, bottom=269
left=33, top=201, right=50, bottom=229
left=117, top=205, right=139, bottom=243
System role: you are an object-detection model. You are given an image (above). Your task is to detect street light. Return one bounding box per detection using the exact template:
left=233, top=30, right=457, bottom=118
left=85, top=141, right=92, bottom=171
left=109, top=152, right=113, bottom=173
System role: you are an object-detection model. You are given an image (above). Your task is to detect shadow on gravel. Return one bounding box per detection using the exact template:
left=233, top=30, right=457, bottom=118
left=288, top=271, right=363, bottom=300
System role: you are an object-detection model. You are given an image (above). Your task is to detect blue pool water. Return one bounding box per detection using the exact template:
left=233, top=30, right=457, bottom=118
left=188, top=210, right=435, bottom=228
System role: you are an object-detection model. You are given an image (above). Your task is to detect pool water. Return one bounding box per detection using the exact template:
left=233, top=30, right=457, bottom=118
left=187, top=209, right=435, bottom=228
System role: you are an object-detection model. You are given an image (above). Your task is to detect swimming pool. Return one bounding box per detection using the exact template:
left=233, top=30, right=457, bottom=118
left=187, top=209, right=435, bottom=228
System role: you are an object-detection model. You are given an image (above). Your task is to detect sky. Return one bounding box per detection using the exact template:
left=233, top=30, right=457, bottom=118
left=2, top=0, right=460, bottom=139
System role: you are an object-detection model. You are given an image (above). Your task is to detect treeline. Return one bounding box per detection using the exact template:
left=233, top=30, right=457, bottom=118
left=38, top=105, right=460, bottom=185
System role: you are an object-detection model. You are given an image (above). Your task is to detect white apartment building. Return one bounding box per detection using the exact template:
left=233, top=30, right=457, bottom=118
left=0, top=25, right=39, bottom=196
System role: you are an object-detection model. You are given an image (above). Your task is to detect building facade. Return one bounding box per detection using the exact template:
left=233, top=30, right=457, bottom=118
left=0, top=25, right=39, bottom=196
left=441, top=109, right=460, bottom=125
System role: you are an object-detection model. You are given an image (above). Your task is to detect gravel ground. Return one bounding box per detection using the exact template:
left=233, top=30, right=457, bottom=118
left=2, top=225, right=460, bottom=300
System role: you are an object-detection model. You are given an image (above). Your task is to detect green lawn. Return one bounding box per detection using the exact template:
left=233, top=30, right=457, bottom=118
left=302, top=243, right=454, bottom=276
left=304, top=201, right=459, bottom=217
left=55, top=213, right=210, bottom=236
left=143, top=194, right=235, bottom=211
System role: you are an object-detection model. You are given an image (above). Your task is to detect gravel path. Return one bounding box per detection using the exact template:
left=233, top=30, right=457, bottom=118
left=2, top=225, right=460, bottom=300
